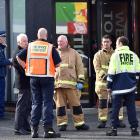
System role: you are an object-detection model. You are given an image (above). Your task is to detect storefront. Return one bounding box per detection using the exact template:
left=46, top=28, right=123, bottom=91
left=1, top=0, right=140, bottom=104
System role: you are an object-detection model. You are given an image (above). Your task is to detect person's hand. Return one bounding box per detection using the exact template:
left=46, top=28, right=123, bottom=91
left=76, top=83, right=83, bottom=90
left=9, top=58, right=13, bottom=63
left=8, top=58, right=13, bottom=66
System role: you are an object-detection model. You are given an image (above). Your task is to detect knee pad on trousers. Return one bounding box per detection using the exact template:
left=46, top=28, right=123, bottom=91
left=57, top=106, right=66, bottom=116
left=73, top=105, right=83, bottom=115
left=99, top=99, right=107, bottom=109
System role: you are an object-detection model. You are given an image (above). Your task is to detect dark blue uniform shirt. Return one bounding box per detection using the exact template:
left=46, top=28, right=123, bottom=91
left=0, top=43, right=12, bottom=77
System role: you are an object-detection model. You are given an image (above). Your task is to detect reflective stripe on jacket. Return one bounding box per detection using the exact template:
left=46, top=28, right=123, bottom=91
left=25, top=40, right=55, bottom=77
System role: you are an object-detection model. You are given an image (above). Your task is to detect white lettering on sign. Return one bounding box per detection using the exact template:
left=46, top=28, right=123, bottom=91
left=73, top=35, right=84, bottom=55
left=104, top=21, right=113, bottom=33
left=104, top=11, right=113, bottom=33
left=31, top=45, right=48, bottom=53
left=103, top=11, right=126, bottom=36
left=115, top=12, right=125, bottom=36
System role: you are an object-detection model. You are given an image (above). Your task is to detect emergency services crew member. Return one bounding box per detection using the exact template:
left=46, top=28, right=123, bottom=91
left=54, top=35, right=89, bottom=131
left=106, top=36, right=140, bottom=136
left=17, top=28, right=61, bottom=138
left=0, top=31, right=12, bottom=119
left=93, top=35, right=125, bottom=128
left=13, top=33, right=31, bottom=135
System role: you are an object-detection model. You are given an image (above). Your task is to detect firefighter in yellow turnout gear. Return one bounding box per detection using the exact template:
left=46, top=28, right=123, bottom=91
left=54, top=35, right=89, bottom=131
left=93, top=35, right=126, bottom=128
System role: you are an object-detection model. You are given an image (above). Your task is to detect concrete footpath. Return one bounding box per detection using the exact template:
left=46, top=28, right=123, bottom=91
left=0, top=107, right=140, bottom=140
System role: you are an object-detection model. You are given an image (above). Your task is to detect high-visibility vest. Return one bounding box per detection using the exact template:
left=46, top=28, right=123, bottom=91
left=25, top=40, right=55, bottom=77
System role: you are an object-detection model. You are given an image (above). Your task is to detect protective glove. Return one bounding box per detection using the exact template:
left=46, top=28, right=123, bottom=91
left=76, top=83, right=83, bottom=90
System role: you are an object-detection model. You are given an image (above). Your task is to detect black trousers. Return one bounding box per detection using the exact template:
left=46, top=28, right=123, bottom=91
left=111, top=92, right=138, bottom=129
left=30, top=77, right=54, bottom=128
left=14, top=89, right=31, bottom=130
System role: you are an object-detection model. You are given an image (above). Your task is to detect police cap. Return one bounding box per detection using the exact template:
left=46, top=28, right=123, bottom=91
left=0, top=31, right=6, bottom=37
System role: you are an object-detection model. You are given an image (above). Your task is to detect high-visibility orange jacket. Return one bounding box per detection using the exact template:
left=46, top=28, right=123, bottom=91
left=25, top=40, right=55, bottom=77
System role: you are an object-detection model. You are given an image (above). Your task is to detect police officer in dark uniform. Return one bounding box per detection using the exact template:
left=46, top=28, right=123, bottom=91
left=0, top=31, right=12, bottom=119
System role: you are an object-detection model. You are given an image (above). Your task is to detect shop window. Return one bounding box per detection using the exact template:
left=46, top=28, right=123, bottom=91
left=56, top=2, right=87, bottom=34
left=10, top=0, right=25, bottom=101
left=102, top=1, right=128, bottom=37
left=10, top=0, right=25, bottom=51
left=0, top=0, right=5, bottom=31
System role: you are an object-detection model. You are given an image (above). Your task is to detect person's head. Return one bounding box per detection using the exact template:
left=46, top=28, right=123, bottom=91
left=101, top=34, right=112, bottom=50
left=17, top=33, right=28, bottom=48
left=116, top=36, right=129, bottom=48
left=57, top=35, right=68, bottom=50
left=0, top=31, right=6, bottom=44
left=37, top=28, right=48, bottom=40
left=0, top=36, right=5, bottom=44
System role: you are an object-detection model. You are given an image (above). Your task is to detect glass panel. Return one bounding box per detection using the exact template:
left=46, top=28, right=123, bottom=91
left=72, top=35, right=89, bottom=95
left=133, top=0, right=140, bottom=98
left=10, top=0, right=25, bottom=101
left=10, top=0, right=25, bottom=53
left=0, top=0, right=5, bottom=31
left=56, top=2, right=87, bottom=34
left=133, top=0, right=140, bottom=56
left=102, top=1, right=128, bottom=38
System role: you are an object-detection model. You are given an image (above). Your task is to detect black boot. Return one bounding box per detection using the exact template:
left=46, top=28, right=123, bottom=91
left=75, top=124, right=89, bottom=131
left=131, top=128, right=139, bottom=136
left=31, top=126, right=38, bottom=138
left=106, top=128, right=117, bottom=136
left=97, top=121, right=106, bottom=128
left=44, top=127, right=61, bottom=138
left=59, top=124, right=67, bottom=131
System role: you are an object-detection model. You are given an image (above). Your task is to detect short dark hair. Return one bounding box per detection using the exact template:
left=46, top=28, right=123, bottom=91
left=102, top=34, right=112, bottom=40
left=118, top=36, right=129, bottom=46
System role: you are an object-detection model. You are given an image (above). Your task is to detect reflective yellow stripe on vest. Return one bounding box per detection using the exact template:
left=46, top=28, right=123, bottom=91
left=101, top=65, right=109, bottom=70
left=56, top=80, right=77, bottom=86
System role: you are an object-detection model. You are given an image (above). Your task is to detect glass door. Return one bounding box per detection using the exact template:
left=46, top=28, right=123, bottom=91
left=97, top=0, right=130, bottom=49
